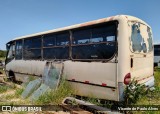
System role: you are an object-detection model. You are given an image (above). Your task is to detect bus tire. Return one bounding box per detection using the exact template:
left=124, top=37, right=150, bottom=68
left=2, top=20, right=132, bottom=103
left=8, top=71, right=16, bottom=82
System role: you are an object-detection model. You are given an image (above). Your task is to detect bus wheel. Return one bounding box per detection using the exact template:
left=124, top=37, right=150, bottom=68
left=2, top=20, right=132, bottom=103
left=8, top=71, right=16, bottom=82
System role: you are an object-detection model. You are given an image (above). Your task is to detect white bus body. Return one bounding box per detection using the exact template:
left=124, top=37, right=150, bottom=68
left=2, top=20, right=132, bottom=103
left=5, top=15, right=154, bottom=101
left=154, top=44, right=160, bottom=67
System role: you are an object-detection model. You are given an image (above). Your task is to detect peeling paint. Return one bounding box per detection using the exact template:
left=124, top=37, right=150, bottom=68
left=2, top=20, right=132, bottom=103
left=130, top=22, right=153, bottom=53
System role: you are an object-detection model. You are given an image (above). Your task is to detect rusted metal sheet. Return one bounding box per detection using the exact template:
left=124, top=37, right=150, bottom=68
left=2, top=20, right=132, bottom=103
left=62, top=97, right=121, bottom=114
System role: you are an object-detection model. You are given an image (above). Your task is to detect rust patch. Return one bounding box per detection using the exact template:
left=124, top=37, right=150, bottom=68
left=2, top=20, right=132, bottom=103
left=80, top=21, right=97, bottom=27
left=96, top=18, right=107, bottom=23
left=109, top=16, right=114, bottom=21
left=79, top=17, right=113, bottom=28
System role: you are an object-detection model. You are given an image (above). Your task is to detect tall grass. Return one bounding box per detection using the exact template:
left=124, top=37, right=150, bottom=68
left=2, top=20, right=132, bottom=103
left=136, top=68, right=160, bottom=105
left=154, top=68, right=160, bottom=87
left=132, top=68, right=160, bottom=114
left=36, top=79, right=74, bottom=105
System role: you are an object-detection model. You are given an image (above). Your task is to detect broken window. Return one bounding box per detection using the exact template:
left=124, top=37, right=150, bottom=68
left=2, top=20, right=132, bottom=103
left=15, top=40, right=23, bottom=60
left=23, top=49, right=41, bottom=60
left=6, top=42, right=15, bottom=61
left=24, top=37, right=41, bottom=49
left=72, top=43, right=116, bottom=59
left=23, top=37, right=42, bottom=60
left=43, top=47, right=69, bottom=59
left=72, top=29, right=91, bottom=45
left=56, top=32, right=69, bottom=46
left=43, top=34, right=56, bottom=47
left=72, top=21, right=117, bottom=60
left=43, top=31, right=69, bottom=60
left=130, top=22, right=153, bottom=53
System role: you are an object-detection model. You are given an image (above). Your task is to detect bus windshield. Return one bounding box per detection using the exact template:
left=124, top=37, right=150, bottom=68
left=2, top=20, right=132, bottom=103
left=130, top=22, right=153, bottom=53
left=6, top=42, right=15, bottom=64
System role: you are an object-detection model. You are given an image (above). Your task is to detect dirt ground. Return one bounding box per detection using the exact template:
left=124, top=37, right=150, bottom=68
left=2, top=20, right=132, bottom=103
left=0, top=70, right=71, bottom=114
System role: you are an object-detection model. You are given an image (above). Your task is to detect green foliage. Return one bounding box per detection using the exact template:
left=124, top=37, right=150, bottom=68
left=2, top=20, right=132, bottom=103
left=0, top=50, right=7, bottom=58
left=124, top=79, right=146, bottom=105
left=85, top=97, right=101, bottom=106
left=135, top=68, right=160, bottom=105
left=0, top=85, right=8, bottom=93
left=154, top=68, right=160, bottom=87
left=5, top=94, right=15, bottom=99
left=36, top=79, right=74, bottom=105
left=15, top=88, right=24, bottom=98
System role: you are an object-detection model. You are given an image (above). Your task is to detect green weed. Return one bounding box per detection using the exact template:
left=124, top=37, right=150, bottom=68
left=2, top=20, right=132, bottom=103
left=36, top=79, right=74, bottom=105
left=0, top=85, right=8, bottom=93
left=124, top=79, right=146, bottom=105
left=15, top=88, right=24, bottom=98
left=5, top=94, right=15, bottom=99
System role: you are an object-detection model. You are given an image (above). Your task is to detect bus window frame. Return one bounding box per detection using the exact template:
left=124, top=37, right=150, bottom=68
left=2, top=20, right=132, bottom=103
left=70, top=21, right=118, bottom=62
left=15, top=40, right=23, bottom=60
left=7, top=21, right=118, bottom=62
left=5, top=41, right=15, bottom=64
left=42, top=31, right=70, bottom=60
left=23, top=36, right=42, bottom=60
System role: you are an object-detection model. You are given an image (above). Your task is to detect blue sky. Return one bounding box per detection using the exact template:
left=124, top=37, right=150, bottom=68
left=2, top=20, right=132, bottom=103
left=0, top=0, right=160, bottom=50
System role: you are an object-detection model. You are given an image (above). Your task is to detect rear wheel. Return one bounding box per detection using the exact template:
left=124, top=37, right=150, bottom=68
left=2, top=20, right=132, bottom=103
left=8, top=71, right=16, bottom=82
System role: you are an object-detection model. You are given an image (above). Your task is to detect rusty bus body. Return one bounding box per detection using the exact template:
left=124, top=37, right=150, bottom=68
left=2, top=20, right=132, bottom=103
left=5, top=15, right=154, bottom=101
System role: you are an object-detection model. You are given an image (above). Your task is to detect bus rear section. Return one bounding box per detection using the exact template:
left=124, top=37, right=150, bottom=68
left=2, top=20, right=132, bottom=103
left=128, top=21, right=154, bottom=89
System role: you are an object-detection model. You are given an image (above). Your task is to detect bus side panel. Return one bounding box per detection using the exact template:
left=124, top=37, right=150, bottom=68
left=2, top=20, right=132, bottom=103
left=69, top=82, right=118, bottom=101
left=63, top=61, right=118, bottom=101
left=5, top=60, right=46, bottom=81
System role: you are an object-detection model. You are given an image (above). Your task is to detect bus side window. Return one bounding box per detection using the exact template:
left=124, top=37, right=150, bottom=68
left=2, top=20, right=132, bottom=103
left=24, top=37, right=42, bottom=60
left=154, top=45, right=160, bottom=56
left=15, top=40, right=22, bottom=60
left=7, top=43, right=15, bottom=60
left=72, top=22, right=117, bottom=60
left=43, top=34, right=56, bottom=47
left=72, top=29, right=91, bottom=45
left=32, top=37, right=41, bottom=48
left=56, top=33, right=69, bottom=46
left=43, top=32, right=70, bottom=60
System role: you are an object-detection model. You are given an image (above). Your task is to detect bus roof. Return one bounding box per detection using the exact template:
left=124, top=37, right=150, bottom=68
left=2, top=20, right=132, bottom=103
left=13, top=15, right=150, bottom=41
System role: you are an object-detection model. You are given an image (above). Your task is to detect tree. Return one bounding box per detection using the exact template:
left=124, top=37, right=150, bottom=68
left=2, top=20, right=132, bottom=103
left=0, top=50, right=7, bottom=57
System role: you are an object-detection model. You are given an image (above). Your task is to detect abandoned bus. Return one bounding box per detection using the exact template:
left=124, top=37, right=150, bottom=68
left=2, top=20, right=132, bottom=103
left=5, top=15, right=154, bottom=101
left=154, top=43, right=160, bottom=67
